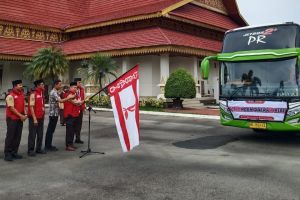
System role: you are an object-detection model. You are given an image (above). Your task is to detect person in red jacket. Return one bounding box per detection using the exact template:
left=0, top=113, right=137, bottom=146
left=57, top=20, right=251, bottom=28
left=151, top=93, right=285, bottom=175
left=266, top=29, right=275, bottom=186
left=64, top=82, right=84, bottom=151
left=74, top=78, right=85, bottom=144
left=27, top=79, right=46, bottom=156
left=4, top=80, right=27, bottom=161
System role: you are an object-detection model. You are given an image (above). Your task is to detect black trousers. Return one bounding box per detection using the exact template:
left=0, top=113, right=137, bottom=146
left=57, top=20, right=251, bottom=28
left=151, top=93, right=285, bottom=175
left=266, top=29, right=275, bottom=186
left=4, top=118, right=23, bottom=155
left=59, top=109, right=65, bottom=125
left=28, top=117, right=44, bottom=152
left=74, top=111, right=83, bottom=140
left=45, top=116, right=58, bottom=148
left=65, top=116, right=79, bottom=146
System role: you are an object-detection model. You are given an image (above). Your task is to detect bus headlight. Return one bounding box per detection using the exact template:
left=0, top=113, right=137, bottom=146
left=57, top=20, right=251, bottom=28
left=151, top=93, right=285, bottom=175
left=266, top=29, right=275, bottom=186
left=287, top=102, right=300, bottom=117
left=220, top=100, right=232, bottom=120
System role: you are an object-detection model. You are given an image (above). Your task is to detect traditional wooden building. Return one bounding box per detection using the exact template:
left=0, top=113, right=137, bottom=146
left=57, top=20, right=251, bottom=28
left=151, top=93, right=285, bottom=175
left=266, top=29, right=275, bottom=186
left=0, top=0, right=246, bottom=99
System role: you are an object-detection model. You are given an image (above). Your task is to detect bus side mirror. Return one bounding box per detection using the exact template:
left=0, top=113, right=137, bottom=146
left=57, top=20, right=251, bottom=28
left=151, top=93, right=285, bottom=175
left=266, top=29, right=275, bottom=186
left=200, top=56, right=216, bottom=80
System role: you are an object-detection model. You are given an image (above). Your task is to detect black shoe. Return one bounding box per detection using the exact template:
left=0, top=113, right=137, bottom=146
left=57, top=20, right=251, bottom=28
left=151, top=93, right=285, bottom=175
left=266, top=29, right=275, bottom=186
left=11, top=153, right=23, bottom=159
left=4, top=154, right=14, bottom=162
left=45, top=146, right=58, bottom=152
left=27, top=151, right=36, bottom=157
left=36, top=150, right=47, bottom=154
left=61, top=123, right=66, bottom=126
left=75, top=139, right=84, bottom=144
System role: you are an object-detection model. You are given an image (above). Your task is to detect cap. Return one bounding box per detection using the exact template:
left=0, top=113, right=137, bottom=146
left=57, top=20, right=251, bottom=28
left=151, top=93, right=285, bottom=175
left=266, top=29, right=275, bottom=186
left=34, top=79, right=44, bottom=86
left=74, top=78, right=81, bottom=82
left=70, top=81, right=77, bottom=86
left=12, top=80, right=22, bottom=87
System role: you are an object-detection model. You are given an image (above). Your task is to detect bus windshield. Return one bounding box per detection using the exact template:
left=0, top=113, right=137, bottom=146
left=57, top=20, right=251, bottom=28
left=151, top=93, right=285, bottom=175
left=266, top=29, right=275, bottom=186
left=220, top=58, right=299, bottom=99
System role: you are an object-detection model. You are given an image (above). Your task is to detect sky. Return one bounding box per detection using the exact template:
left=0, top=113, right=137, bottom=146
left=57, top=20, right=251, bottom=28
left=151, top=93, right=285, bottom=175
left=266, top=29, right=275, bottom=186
left=236, top=0, right=300, bottom=25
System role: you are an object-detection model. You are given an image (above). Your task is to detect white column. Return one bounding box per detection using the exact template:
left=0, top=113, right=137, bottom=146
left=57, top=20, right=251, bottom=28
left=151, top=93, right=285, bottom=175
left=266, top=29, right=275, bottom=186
left=193, top=57, right=198, bottom=81
left=122, top=57, right=130, bottom=74
left=157, top=54, right=169, bottom=99
left=193, top=57, right=201, bottom=98
left=160, top=54, right=169, bottom=83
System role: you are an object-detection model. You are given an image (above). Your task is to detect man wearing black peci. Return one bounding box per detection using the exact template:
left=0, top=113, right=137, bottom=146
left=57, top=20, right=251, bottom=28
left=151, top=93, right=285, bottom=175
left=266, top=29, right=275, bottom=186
left=63, top=82, right=84, bottom=151
left=27, top=79, right=46, bottom=156
left=4, top=80, right=27, bottom=161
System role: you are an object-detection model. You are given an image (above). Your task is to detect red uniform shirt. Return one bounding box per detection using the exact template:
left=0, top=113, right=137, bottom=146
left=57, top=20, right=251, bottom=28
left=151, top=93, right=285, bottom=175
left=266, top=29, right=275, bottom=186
left=78, top=86, right=86, bottom=111
left=27, top=88, right=45, bottom=119
left=64, top=91, right=81, bottom=118
left=6, top=89, right=25, bottom=120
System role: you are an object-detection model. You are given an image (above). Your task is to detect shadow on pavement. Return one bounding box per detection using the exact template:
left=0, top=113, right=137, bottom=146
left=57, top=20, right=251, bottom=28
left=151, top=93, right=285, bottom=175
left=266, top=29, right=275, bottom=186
left=173, top=131, right=300, bottom=150
left=241, top=132, right=300, bottom=146
left=173, top=135, right=238, bottom=150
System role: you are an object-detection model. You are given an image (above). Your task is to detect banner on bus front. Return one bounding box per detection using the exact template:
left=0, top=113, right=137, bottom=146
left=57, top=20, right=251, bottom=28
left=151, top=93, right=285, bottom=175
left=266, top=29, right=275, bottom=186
left=227, top=101, right=288, bottom=121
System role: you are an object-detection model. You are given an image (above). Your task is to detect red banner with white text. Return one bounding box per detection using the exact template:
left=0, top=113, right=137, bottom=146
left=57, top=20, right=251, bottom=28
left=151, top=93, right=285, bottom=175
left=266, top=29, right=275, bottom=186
left=107, top=65, right=140, bottom=152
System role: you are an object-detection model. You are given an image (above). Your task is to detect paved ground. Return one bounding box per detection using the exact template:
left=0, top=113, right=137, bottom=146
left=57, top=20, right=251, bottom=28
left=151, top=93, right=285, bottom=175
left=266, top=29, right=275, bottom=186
left=0, top=108, right=300, bottom=200
left=163, top=107, right=220, bottom=116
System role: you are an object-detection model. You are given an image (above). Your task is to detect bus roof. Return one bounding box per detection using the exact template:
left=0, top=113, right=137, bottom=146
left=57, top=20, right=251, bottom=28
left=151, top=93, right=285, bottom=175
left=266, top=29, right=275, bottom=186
left=222, top=22, right=300, bottom=53
left=226, top=22, right=299, bottom=34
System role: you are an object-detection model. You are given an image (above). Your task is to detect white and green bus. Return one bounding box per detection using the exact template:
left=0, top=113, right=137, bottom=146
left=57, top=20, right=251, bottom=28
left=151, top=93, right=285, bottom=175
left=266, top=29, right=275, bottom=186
left=201, top=22, right=300, bottom=131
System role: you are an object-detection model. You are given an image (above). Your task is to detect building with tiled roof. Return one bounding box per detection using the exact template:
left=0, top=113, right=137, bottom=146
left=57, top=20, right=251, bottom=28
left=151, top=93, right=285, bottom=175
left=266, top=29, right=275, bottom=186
left=0, top=0, right=247, bottom=99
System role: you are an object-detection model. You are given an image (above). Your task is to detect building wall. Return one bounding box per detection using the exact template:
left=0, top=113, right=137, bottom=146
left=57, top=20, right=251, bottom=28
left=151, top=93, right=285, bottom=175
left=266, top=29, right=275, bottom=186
left=203, top=61, right=219, bottom=101
left=129, top=55, right=156, bottom=97
left=0, top=61, right=31, bottom=94
left=69, top=58, right=123, bottom=84
left=170, top=56, right=194, bottom=74
left=0, top=55, right=219, bottom=100
left=169, top=56, right=197, bottom=82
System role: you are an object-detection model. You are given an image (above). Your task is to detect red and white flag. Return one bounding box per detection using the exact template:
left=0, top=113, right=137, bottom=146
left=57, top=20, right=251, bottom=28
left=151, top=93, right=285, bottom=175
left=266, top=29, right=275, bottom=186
left=107, top=65, right=140, bottom=152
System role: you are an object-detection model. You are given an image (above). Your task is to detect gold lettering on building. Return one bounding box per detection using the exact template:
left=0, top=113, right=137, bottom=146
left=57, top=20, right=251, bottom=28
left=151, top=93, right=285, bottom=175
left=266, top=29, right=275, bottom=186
left=46, top=32, right=50, bottom=40
left=35, top=31, right=45, bottom=40
left=0, top=23, right=63, bottom=42
left=20, top=28, right=30, bottom=39
left=15, top=27, right=20, bottom=37
left=3, top=26, right=15, bottom=37
left=31, top=30, right=36, bottom=38
left=49, top=33, right=58, bottom=42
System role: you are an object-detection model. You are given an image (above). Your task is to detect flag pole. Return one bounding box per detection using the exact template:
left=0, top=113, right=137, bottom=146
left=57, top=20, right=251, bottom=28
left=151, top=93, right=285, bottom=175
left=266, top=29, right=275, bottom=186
left=80, top=88, right=107, bottom=158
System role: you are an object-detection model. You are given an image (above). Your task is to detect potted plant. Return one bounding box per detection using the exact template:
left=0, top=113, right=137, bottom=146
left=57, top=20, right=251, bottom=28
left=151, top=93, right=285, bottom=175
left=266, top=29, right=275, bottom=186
left=164, top=68, right=196, bottom=109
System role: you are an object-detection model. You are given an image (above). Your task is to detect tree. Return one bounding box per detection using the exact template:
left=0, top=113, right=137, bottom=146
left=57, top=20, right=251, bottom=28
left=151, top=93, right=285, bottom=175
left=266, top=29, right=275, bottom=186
left=24, top=47, right=69, bottom=82
left=78, top=53, right=118, bottom=90
left=164, top=68, right=196, bottom=108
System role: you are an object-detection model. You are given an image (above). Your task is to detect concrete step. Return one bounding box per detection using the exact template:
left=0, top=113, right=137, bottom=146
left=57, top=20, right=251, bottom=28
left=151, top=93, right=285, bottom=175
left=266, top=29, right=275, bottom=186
left=182, top=98, right=204, bottom=109
left=185, top=105, right=205, bottom=109
left=182, top=102, right=203, bottom=106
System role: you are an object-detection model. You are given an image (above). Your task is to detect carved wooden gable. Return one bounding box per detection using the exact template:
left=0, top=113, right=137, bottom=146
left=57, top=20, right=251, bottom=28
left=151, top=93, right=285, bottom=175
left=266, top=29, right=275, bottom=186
left=193, top=0, right=228, bottom=14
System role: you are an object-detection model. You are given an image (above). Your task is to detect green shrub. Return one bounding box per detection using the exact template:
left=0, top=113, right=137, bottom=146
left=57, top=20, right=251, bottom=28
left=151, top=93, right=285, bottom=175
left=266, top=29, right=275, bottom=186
left=87, top=95, right=111, bottom=108
left=140, top=98, right=164, bottom=108
left=165, top=68, right=196, bottom=99
left=86, top=96, right=164, bottom=110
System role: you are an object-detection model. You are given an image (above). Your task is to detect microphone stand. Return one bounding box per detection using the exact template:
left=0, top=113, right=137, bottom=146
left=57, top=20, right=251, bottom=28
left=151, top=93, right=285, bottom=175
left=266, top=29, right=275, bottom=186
left=80, top=87, right=107, bottom=158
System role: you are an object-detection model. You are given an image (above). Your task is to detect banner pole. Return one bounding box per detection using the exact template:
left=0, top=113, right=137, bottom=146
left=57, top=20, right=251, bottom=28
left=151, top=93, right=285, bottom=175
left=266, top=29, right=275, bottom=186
left=80, top=88, right=107, bottom=158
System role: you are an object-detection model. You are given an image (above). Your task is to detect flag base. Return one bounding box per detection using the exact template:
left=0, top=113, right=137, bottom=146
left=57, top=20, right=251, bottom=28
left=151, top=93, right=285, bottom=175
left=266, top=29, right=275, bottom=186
left=80, top=148, right=105, bottom=158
